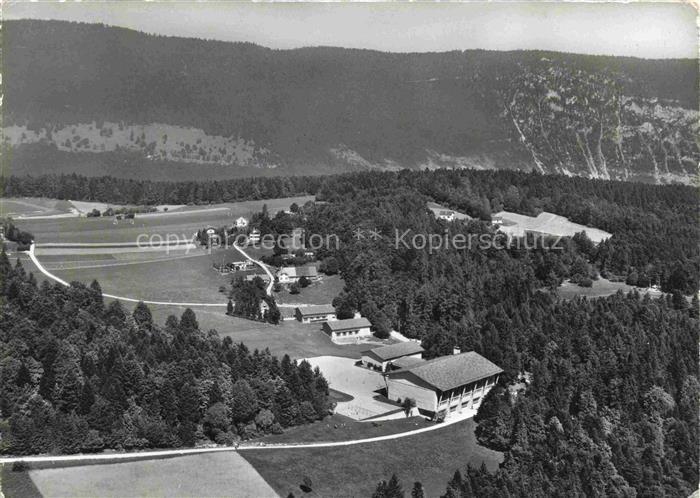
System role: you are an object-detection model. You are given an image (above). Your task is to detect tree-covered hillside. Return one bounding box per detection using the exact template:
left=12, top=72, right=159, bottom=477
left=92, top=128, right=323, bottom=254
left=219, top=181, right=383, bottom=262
left=372, top=292, right=698, bottom=497
left=3, top=20, right=698, bottom=182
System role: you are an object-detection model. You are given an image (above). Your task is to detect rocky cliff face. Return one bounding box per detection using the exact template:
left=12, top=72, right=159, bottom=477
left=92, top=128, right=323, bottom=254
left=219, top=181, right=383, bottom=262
left=499, top=62, right=698, bottom=184
left=3, top=20, right=697, bottom=183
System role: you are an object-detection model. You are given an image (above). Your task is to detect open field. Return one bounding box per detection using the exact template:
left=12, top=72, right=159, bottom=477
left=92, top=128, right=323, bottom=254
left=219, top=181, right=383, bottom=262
left=556, top=277, right=664, bottom=300
left=1, top=464, right=42, bottom=498
left=276, top=274, right=345, bottom=305
left=243, top=418, right=503, bottom=497
left=495, top=210, right=611, bottom=243
left=13, top=195, right=313, bottom=244
left=17, top=452, right=275, bottom=498
left=49, top=248, right=235, bottom=304
left=35, top=247, right=199, bottom=271
left=169, top=311, right=379, bottom=359
left=1, top=197, right=75, bottom=218
left=13, top=251, right=371, bottom=359
left=68, top=200, right=186, bottom=214
left=255, top=413, right=431, bottom=444
left=427, top=201, right=472, bottom=221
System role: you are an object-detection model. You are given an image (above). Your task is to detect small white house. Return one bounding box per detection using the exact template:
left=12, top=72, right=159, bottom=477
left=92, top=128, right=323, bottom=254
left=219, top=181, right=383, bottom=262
left=277, top=266, right=319, bottom=283
left=295, top=304, right=337, bottom=323
left=235, top=217, right=249, bottom=229
left=323, top=317, right=372, bottom=343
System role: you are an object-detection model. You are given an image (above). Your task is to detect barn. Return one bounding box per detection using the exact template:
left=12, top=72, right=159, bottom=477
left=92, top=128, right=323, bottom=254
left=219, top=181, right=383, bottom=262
left=322, top=317, right=372, bottom=343
left=385, top=351, right=502, bottom=419
left=361, top=342, right=425, bottom=372
left=295, top=304, right=337, bottom=323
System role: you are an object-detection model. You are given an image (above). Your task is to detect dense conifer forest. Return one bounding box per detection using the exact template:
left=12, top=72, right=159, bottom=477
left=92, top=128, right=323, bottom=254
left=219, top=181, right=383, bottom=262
left=298, top=173, right=695, bottom=497
left=5, top=20, right=698, bottom=181
left=0, top=254, right=330, bottom=455
left=1, top=168, right=697, bottom=494
left=371, top=292, right=698, bottom=497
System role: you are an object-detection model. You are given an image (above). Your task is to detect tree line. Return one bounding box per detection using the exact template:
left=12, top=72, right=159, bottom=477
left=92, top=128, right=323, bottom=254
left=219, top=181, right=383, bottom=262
left=3, top=168, right=696, bottom=292
left=0, top=253, right=330, bottom=455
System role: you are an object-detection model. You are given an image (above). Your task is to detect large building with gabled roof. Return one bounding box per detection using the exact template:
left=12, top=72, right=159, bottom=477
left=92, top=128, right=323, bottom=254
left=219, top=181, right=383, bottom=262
left=385, top=351, right=502, bottom=419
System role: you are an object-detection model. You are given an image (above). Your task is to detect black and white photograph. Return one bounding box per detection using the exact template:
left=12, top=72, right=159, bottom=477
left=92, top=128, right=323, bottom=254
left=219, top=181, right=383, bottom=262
left=0, top=2, right=698, bottom=497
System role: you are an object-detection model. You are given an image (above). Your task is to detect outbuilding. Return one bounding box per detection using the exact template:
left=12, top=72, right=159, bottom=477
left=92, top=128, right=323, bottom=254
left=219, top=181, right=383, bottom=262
left=277, top=265, right=319, bottom=283
left=437, top=210, right=455, bottom=221
left=295, top=304, right=337, bottom=323
left=385, top=351, right=502, bottom=419
left=361, top=342, right=425, bottom=372
left=323, top=317, right=372, bottom=343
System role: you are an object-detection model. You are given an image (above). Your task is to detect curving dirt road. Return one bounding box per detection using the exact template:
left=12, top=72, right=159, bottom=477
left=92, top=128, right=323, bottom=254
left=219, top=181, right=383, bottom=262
left=0, top=410, right=472, bottom=464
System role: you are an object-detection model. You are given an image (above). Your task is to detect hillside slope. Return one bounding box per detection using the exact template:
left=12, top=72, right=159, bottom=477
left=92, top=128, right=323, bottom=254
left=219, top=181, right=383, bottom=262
left=3, top=20, right=698, bottom=182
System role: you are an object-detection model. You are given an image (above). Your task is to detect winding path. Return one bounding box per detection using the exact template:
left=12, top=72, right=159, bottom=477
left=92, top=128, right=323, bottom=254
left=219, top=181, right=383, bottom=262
left=232, top=242, right=275, bottom=296
left=27, top=244, right=227, bottom=308
left=28, top=242, right=278, bottom=306
left=8, top=247, right=479, bottom=467
left=0, top=410, right=473, bottom=464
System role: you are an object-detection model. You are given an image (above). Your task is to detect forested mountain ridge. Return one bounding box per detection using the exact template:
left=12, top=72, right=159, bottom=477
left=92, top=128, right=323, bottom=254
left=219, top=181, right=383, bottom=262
left=3, top=19, right=698, bottom=183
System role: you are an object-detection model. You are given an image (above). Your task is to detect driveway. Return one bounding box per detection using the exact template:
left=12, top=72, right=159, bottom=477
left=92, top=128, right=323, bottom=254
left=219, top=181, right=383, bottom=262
left=304, top=356, right=401, bottom=420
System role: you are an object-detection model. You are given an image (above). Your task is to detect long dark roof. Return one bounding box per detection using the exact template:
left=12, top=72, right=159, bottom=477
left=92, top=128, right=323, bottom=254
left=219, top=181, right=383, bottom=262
left=325, top=317, right=372, bottom=331
left=296, top=304, right=336, bottom=316
left=363, top=342, right=424, bottom=361
left=398, top=352, right=502, bottom=391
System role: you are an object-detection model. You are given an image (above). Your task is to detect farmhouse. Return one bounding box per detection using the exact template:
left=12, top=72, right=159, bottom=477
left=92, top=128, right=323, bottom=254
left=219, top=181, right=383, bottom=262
left=361, top=342, right=425, bottom=372
left=437, top=210, right=455, bottom=221
left=277, top=265, right=319, bottom=283
left=385, top=351, right=502, bottom=419
left=323, top=317, right=372, bottom=343
left=295, top=304, right=337, bottom=323
left=248, top=229, right=261, bottom=245
left=235, top=217, right=249, bottom=229
left=230, top=260, right=253, bottom=271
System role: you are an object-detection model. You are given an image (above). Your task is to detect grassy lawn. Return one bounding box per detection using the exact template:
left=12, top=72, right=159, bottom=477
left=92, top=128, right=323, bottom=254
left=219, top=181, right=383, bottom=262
left=242, top=418, right=503, bottom=498
left=1, top=197, right=73, bottom=218
left=276, top=274, right=345, bottom=305
left=253, top=413, right=430, bottom=444
left=1, top=464, right=42, bottom=498
left=14, top=196, right=313, bottom=244
left=16, top=249, right=363, bottom=360
left=15, top=252, right=362, bottom=360
left=50, top=249, right=232, bottom=304
left=496, top=211, right=611, bottom=243
left=145, top=305, right=368, bottom=360
left=19, top=453, right=275, bottom=498
left=555, top=277, right=664, bottom=300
